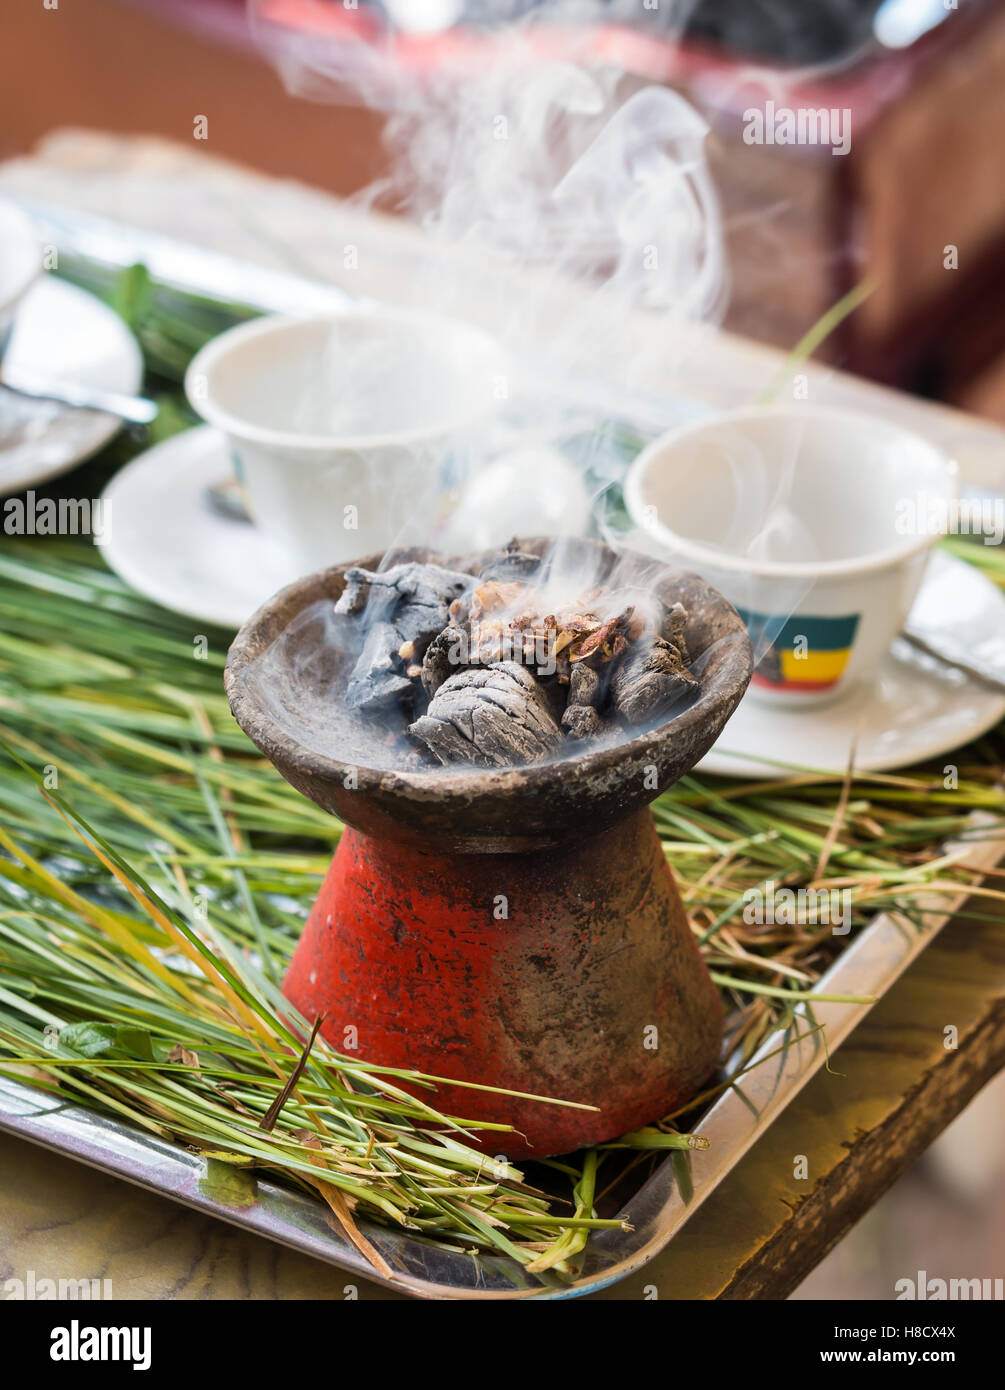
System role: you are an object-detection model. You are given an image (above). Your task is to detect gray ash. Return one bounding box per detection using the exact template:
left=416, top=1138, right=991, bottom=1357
left=334, top=561, right=471, bottom=710
left=409, top=662, right=563, bottom=768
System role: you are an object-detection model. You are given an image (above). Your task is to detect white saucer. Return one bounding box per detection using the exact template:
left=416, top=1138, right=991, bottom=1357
left=700, top=550, right=1005, bottom=778
left=100, top=426, right=298, bottom=629
left=0, top=276, right=143, bottom=494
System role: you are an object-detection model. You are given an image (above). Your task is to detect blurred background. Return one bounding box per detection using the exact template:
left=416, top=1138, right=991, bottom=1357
left=3, top=0, right=1005, bottom=419
left=1, top=0, right=1002, bottom=1298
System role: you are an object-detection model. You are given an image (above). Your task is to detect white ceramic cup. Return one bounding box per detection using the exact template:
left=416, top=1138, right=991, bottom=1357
left=185, top=309, right=507, bottom=574
left=0, top=201, right=40, bottom=354
left=624, top=405, right=957, bottom=705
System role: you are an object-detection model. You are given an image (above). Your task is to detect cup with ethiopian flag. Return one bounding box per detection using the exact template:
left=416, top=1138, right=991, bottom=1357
left=624, top=405, right=957, bottom=706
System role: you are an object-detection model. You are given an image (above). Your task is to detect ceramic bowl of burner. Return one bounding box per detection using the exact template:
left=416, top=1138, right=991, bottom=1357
left=225, top=536, right=753, bottom=854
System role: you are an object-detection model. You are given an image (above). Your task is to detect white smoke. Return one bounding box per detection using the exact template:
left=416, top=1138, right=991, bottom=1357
left=248, top=0, right=728, bottom=382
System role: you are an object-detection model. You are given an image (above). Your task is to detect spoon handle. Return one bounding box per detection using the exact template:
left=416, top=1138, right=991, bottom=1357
left=0, top=367, right=158, bottom=424
left=900, top=627, right=1005, bottom=694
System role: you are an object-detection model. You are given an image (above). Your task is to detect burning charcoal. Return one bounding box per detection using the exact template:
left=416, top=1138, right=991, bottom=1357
left=561, top=704, right=604, bottom=740
left=335, top=570, right=367, bottom=616
left=609, top=635, right=698, bottom=726
left=335, top=568, right=375, bottom=616
left=420, top=624, right=469, bottom=697
left=560, top=662, right=608, bottom=740
left=568, top=662, right=602, bottom=708
left=536, top=673, right=571, bottom=725
left=335, top=562, right=472, bottom=710
left=479, top=541, right=542, bottom=584
left=346, top=621, right=415, bottom=708
left=663, top=601, right=691, bottom=666
left=408, top=662, right=563, bottom=768
left=335, top=562, right=471, bottom=637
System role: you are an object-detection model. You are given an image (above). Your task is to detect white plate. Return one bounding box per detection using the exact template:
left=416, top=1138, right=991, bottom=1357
left=700, top=550, right=1005, bottom=778
left=0, top=276, right=143, bottom=495
left=100, top=426, right=298, bottom=629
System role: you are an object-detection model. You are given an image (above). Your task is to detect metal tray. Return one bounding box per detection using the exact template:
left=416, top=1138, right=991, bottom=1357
left=0, top=204, right=1001, bottom=1298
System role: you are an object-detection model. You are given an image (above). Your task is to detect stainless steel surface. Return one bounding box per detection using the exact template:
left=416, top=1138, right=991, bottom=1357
left=1, top=365, right=158, bottom=424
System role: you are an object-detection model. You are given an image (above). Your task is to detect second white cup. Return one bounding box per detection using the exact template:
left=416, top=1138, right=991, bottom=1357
left=624, top=405, right=957, bottom=705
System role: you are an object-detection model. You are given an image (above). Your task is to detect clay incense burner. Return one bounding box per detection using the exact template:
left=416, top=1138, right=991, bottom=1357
left=225, top=537, right=753, bottom=1156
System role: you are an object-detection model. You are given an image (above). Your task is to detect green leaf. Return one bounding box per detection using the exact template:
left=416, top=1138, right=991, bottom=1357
left=111, top=262, right=152, bottom=329
left=58, top=1021, right=156, bottom=1061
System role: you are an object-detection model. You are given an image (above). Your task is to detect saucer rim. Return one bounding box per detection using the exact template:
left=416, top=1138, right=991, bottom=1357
left=100, top=424, right=292, bottom=630
left=0, top=276, right=143, bottom=494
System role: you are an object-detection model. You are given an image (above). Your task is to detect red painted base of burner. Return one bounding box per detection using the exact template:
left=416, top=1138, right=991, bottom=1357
left=283, top=810, right=723, bottom=1157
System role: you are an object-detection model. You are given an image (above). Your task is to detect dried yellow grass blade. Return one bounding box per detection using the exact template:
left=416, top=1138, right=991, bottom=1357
left=0, top=827, right=204, bottom=1009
